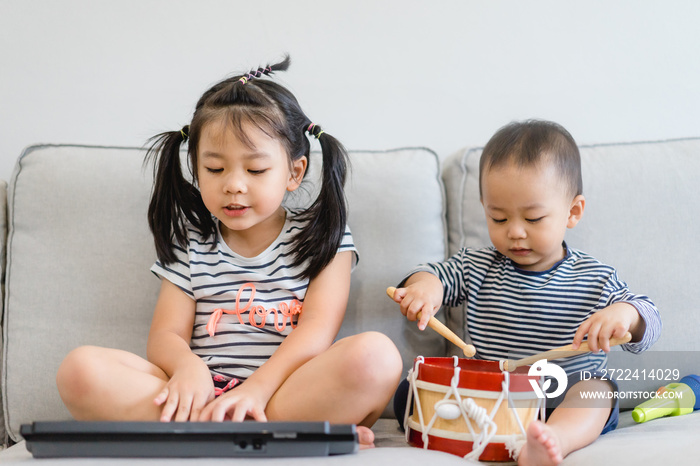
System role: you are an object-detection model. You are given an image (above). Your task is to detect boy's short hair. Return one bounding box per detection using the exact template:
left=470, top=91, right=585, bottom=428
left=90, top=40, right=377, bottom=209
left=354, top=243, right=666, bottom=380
left=478, top=120, right=583, bottom=199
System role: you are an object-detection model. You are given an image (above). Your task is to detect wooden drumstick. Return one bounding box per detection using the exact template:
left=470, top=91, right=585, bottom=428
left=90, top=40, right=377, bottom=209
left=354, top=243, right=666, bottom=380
left=386, top=286, right=476, bottom=358
left=501, top=332, right=632, bottom=372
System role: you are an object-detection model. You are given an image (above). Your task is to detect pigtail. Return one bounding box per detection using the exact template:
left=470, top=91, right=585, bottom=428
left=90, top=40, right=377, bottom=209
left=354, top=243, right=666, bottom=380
left=238, top=55, right=290, bottom=84
left=145, top=126, right=215, bottom=264
left=293, top=124, right=349, bottom=279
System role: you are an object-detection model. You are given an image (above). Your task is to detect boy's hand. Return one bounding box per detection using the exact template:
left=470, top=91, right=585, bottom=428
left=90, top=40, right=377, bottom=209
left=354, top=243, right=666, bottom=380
left=154, top=354, right=215, bottom=422
left=572, top=302, right=644, bottom=353
left=390, top=272, right=443, bottom=331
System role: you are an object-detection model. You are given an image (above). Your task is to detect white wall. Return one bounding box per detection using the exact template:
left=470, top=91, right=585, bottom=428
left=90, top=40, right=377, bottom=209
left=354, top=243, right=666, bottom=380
left=1, top=0, right=699, bottom=182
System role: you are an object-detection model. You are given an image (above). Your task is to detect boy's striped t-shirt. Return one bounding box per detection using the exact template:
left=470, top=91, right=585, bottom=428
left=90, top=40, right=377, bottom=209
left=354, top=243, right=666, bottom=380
left=410, top=245, right=661, bottom=375
left=151, top=212, right=358, bottom=382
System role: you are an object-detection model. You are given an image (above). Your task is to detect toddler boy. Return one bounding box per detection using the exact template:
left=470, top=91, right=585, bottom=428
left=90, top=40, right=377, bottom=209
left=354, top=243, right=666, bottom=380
left=391, top=120, right=661, bottom=465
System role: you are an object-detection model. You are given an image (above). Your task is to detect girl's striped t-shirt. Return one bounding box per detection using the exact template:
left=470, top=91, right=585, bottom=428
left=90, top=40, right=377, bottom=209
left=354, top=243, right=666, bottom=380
left=151, top=211, right=358, bottom=382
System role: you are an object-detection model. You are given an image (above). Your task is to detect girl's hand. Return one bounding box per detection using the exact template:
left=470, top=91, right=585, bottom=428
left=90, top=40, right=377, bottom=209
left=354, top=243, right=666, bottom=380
left=391, top=272, right=444, bottom=330
left=198, top=382, right=268, bottom=422
left=154, top=355, right=215, bottom=422
left=572, top=302, right=644, bottom=353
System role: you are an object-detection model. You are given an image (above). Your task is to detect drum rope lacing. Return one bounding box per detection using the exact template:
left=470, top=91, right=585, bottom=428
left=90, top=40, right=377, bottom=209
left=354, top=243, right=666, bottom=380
left=405, top=356, right=545, bottom=461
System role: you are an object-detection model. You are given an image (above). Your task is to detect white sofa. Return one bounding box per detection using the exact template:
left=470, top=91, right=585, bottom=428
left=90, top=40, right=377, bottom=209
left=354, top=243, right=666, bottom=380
left=1, top=138, right=699, bottom=465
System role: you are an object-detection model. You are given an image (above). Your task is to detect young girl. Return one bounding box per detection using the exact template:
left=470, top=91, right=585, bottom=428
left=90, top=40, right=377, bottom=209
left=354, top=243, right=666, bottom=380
left=56, top=56, right=402, bottom=448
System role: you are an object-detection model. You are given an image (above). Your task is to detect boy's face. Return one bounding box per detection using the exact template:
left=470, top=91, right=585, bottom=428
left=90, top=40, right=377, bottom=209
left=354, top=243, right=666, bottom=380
left=481, top=161, right=584, bottom=272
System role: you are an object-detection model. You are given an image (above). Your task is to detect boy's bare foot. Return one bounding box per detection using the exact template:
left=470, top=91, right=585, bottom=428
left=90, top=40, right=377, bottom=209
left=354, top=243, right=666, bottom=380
left=518, top=420, right=563, bottom=466
left=357, top=426, right=375, bottom=449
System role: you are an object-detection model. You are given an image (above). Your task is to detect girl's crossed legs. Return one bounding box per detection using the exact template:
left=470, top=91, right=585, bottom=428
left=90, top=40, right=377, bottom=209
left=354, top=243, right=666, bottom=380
left=56, top=331, right=402, bottom=448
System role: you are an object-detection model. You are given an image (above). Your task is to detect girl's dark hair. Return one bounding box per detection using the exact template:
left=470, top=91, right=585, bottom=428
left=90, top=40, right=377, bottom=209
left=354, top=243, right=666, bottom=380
left=145, top=55, right=348, bottom=280
left=478, top=119, right=582, bottom=199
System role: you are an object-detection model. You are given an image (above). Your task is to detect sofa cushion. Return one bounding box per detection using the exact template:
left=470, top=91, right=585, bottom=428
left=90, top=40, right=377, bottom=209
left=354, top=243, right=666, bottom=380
left=338, top=149, right=447, bottom=363
left=2, top=146, right=159, bottom=443
left=1, top=145, right=446, bottom=442
left=441, top=138, right=700, bottom=398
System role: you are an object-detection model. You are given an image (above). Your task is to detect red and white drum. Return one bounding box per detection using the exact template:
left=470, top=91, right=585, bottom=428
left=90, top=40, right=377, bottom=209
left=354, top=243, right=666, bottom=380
left=404, top=356, right=543, bottom=462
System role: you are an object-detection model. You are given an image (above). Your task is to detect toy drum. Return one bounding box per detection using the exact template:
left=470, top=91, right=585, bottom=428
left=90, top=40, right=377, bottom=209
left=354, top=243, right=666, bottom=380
left=404, top=356, right=543, bottom=462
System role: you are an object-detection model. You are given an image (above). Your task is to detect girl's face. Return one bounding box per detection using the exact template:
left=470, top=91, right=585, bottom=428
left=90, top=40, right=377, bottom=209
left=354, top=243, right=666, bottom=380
left=481, top=161, right=584, bottom=272
left=197, top=118, right=306, bottom=254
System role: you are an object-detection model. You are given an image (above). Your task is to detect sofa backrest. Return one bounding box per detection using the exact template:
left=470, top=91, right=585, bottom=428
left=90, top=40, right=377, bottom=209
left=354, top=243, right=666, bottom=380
left=0, top=145, right=446, bottom=443
left=442, top=138, right=700, bottom=399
